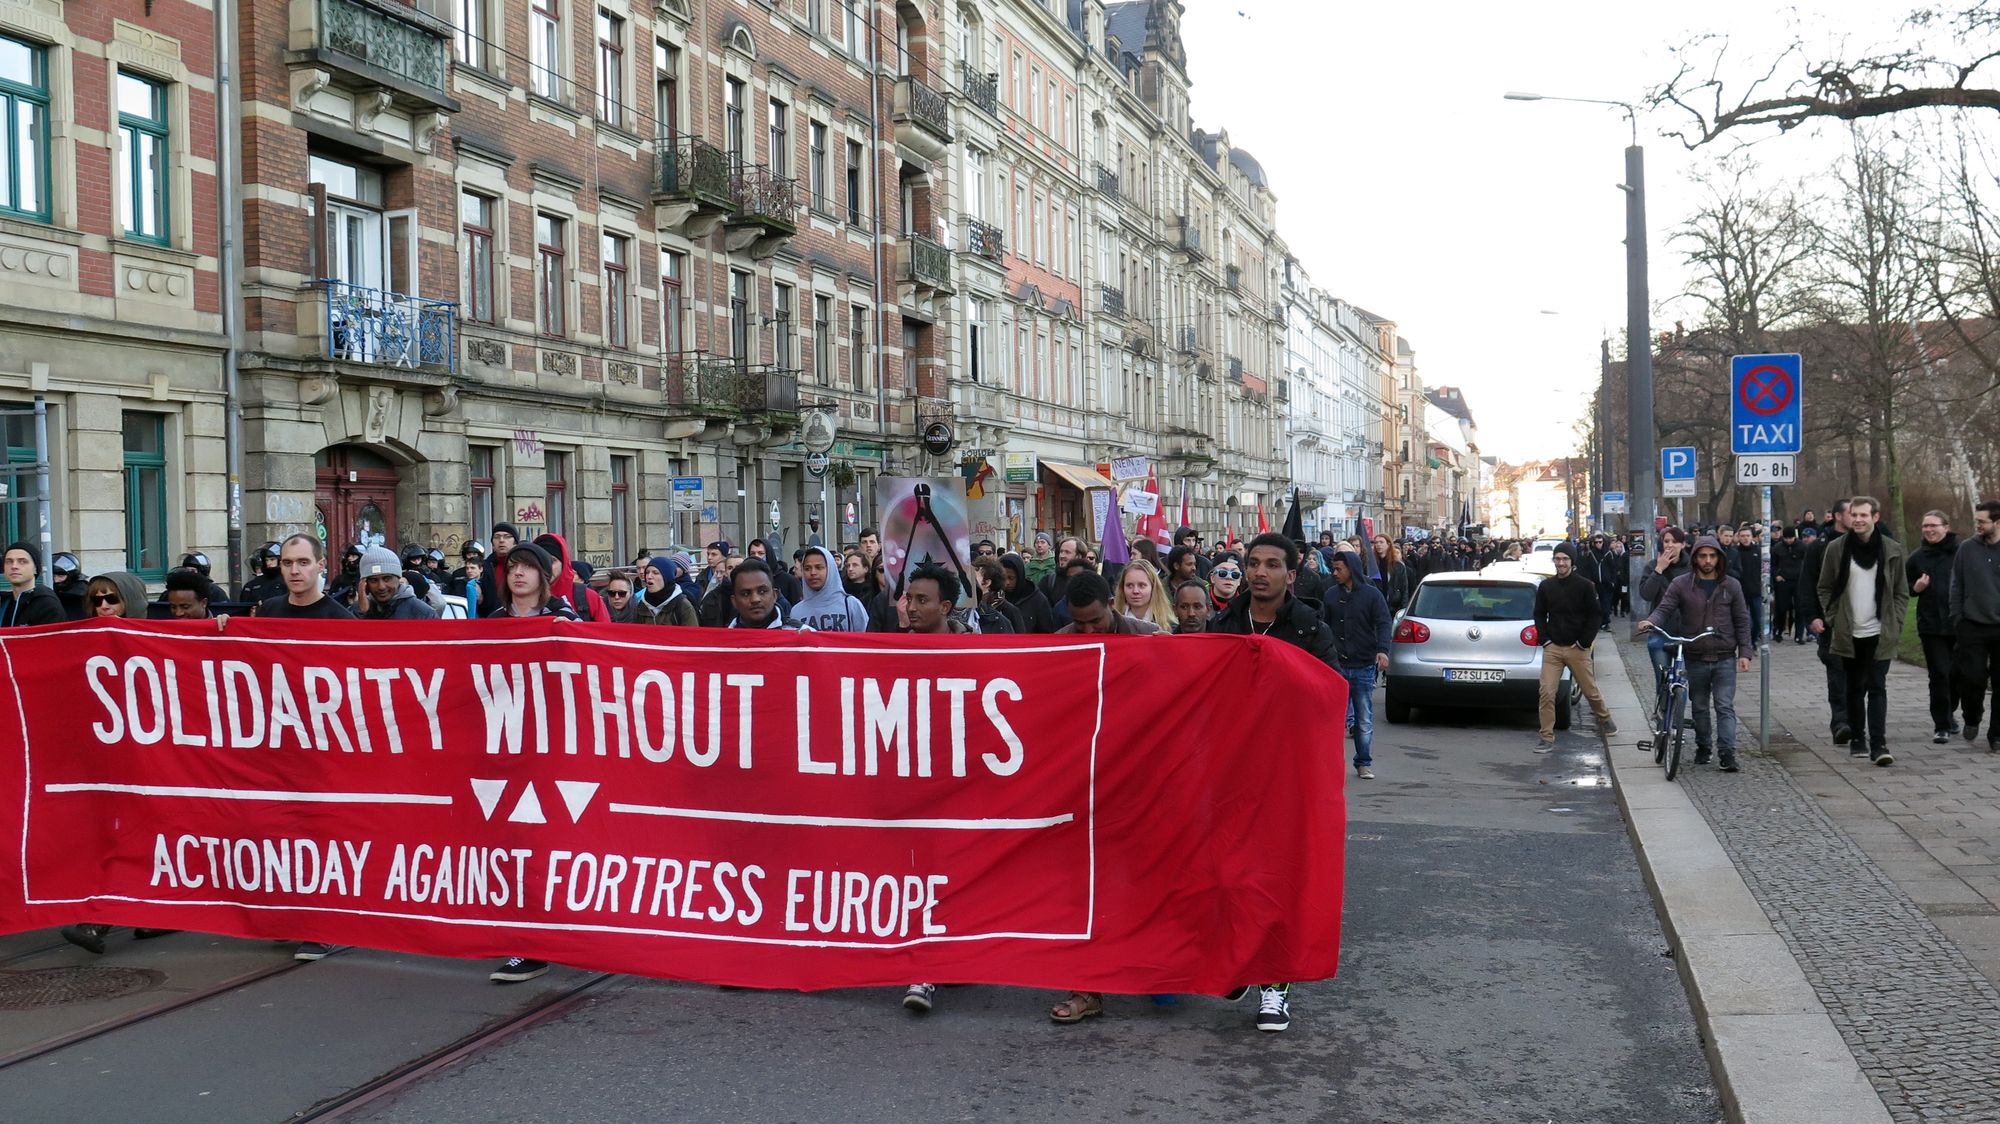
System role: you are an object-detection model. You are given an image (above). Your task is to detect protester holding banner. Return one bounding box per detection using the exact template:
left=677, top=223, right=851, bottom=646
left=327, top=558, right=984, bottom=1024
left=255, top=535, right=355, bottom=620
left=1174, top=581, right=1211, bottom=634
left=896, top=562, right=968, bottom=1016
left=486, top=541, right=577, bottom=624
left=726, top=559, right=794, bottom=630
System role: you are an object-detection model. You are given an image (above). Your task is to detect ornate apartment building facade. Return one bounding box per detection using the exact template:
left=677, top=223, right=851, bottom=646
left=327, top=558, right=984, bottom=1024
left=0, top=0, right=1430, bottom=582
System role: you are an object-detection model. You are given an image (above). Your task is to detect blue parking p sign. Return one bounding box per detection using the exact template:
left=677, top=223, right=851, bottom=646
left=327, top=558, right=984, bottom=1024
left=1730, top=354, right=1802, bottom=454
left=1660, top=446, right=1696, bottom=480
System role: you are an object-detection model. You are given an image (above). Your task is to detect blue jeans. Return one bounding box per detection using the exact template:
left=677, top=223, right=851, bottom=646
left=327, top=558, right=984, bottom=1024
left=1341, top=664, right=1377, bottom=766
left=1685, top=658, right=1739, bottom=755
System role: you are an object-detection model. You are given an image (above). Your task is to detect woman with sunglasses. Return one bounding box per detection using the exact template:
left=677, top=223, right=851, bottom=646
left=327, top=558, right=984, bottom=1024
left=1207, top=554, right=1245, bottom=615
left=59, top=570, right=151, bottom=953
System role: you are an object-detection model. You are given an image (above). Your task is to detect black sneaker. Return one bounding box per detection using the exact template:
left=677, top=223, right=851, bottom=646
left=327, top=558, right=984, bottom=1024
left=1255, top=985, right=1292, bottom=1032
left=1833, top=724, right=1853, bottom=745
left=1872, top=747, right=1895, bottom=767
left=490, top=957, right=549, bottom=983
left=1718, top=755, right=1740, bottom=773
left=294, top=941, right=340, bottom=961
left=60, top=924, right=109, bottom=954
left=1934, top=729, right=1951, bottom=745
left=1988, top=738, right=1998, bottom=755
left=1692, top=749, right=1711, bottom=765
left=1966, top=722, right=1981, bottom=743
left=1222, top=986, right=1251, bottom=1002
left=1849, top=739, right=1870, bottom=757
left=132, top=928, right=178, bottom=940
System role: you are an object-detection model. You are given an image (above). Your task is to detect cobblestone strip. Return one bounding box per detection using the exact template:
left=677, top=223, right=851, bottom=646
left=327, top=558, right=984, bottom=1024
left=1618, top=648, right=2000, bottom=1123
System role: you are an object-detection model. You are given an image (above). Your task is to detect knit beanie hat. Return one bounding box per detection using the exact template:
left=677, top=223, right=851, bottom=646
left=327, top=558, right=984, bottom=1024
left=358, top=545, right=402, bottom=578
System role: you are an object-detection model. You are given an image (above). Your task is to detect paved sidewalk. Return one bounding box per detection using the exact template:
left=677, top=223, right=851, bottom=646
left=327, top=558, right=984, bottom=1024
left=1614, top=635, right=2000, bottom=1123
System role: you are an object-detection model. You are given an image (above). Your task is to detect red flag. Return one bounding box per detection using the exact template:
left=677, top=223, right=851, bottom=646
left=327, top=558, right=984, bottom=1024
left=1135, top=469, right=1170, bottom=547
left=1257, top=503, right=1269, bottom=533
left=1178, top=479, right=1190, bottom=530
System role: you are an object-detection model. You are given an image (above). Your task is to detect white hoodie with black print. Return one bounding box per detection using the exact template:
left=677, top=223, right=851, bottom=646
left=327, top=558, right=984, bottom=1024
left=789, top=545, right=870, bottom=631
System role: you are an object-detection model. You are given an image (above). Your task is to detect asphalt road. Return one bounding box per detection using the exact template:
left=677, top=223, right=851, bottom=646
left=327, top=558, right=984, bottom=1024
left=0, top=702, right=1720, bottom=1123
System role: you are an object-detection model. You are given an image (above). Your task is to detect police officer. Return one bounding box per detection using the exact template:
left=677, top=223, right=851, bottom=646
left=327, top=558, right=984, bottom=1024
left=178, top=552, right=230, bottom=604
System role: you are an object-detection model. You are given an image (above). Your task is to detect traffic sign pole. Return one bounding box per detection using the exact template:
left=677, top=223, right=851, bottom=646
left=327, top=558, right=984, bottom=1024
left=1760, top=484, right=1772, bottom=751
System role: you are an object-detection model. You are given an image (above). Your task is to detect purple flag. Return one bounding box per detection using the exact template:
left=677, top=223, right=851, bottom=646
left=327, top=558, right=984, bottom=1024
left=1100, top=489, right=1130, bottom=565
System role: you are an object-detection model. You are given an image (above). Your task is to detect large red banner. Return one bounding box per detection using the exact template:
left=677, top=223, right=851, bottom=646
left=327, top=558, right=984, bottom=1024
left=0, top=620, right=1345, bottom=993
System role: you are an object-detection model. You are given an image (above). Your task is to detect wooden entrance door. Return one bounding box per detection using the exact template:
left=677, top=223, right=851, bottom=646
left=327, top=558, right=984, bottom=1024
left=314, top=446, right=400, bottom=551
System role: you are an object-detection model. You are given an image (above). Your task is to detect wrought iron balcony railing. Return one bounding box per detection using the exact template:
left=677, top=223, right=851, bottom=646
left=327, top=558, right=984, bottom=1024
left=1228, top=356, right=1245, bottom=383
left=960, top=63, right=999, bottom=117
left=1173, top=216, right=1203, bottom=258
left=728, top=162, right=799, bottom=229
left=1225, top=265, right=1242, bottom=292
left=1178, top=326, right=1197, bottom=353
left=315, top=0, right=450, bottom=95
left=655, top=135, right=733, bottom=207
left=965, top=217, right=1004, bottom=262
left=1094, top=163, right=1121, bottom=201
left=321, top=279, right=456, bottom=371
left=667, top=357, right=800, bottom=416
left=903, top=233, right=953, bottom=290
left=1099, top=285, right=1125, bottom=317
left=896, top=74, right=952, bottom=144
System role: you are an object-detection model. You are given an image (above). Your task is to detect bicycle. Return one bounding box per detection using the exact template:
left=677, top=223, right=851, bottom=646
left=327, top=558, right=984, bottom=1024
left=1638, top=628, right=1717, bottom=781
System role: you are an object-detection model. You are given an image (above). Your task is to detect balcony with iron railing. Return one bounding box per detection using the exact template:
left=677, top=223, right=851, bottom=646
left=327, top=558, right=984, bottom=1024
left=898, top=232, right=955, bottom=294
left=1177, top=326, right=1198, bottom=353
left=666, top=355, right=800, bottom=420
left=724, top=162, right=799, bottom=258
left=319, top=279, right=456, bottom=372
left=1094, top=163, right=1121, bottom=202
left=892, top=73, right=953, bottom=158
left=1228, top=356, right=1245, bottom=383
left=295, top=0, right=456, bottom=109
left=1225, top=265, right=1242, bottom=292
left=1172, top=216, right=1204, bottom=260
left=1099, top=284, right=1125, bottom=317
left=964, top=217, right=1004, bottom=263
left=653, top=135, right=735, bottom=235
left=960, top=62, right=999, bottom=117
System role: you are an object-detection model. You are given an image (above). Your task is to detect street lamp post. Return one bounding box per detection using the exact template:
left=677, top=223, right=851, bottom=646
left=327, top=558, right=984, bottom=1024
left=1506, top=92, right=1656, bottom=585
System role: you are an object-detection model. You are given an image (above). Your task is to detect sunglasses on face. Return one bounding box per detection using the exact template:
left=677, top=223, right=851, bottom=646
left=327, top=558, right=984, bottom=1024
left=90, top=593, right=121, bottom=606
left=1211, top=568, right=1242, bottom=580
left=606, top=589, right=631, bottom=598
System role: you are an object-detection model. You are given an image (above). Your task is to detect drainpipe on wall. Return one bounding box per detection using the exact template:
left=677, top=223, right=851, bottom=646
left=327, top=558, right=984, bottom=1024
left=215, top=0, right=246, bottom=586
left=869, top=1, right=889, bottom=495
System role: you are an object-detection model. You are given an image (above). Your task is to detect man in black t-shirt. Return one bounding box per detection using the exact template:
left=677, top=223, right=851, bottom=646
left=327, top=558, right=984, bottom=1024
left=256, top=533, right=354, bottom=620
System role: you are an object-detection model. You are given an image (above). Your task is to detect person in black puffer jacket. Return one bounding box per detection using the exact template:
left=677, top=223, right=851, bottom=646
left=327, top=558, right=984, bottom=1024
left=1906, top=511, right=1961, bottom=741
left=999, top=552, right=1056, bottom=633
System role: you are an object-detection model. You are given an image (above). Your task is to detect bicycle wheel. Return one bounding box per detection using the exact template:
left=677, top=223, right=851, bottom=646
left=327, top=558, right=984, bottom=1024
left=1664, top=686, right=1688, bottom=781
left=1652, top=680, right=1672, bottom=764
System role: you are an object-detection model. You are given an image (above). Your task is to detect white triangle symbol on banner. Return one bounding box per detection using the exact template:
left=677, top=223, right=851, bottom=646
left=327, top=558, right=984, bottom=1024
left=507, top=782, right=548, bottom=824
left=554, top=780, right=600, bottom=822
left=470, top=778, right=507, bottom=821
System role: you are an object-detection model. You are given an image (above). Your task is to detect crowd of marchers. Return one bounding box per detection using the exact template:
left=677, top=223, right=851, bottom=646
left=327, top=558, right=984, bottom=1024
left=0, top=522, right=1418, bottom=1036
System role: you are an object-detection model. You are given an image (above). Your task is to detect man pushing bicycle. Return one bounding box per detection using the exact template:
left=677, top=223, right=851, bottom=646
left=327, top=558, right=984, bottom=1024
left=1639, top=535, right=1755, bottom=772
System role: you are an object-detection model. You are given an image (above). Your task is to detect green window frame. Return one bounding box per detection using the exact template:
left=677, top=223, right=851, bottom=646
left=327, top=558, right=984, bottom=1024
left=0, top=34, right=50, bottom=222
left=122, top=413, right=168, bottom=580
left=1, top=442, right=35, bottom=545
left=118, top=71, right=170, bottom=244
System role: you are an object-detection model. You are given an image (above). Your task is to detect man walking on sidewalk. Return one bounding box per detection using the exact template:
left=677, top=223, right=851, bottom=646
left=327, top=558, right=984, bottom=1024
left=1532, top=544, right=1616, bottom=752
left=1950, top=500, right=2000, bottom=752
left=1640, top=536, right=1754, bottom=772
left=1814, top=496, right=1908, bottom=767
left=1797, top=501, right=1852, bottom=743
left=1907, top=510, right=1963, bottom=744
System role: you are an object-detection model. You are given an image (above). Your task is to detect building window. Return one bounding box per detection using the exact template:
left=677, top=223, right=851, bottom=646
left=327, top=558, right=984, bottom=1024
left=768, top=99, right=789, bottom=176
left=530, top=0, right=562, bottom=99
left=845, top=1, right=866, bottom=61
left=845, top=139, right=863, bottom=224
left=602, top=232, right=629, bottom=348
left=0, top=36, right=48, bottom=221
left=773, top=282, right=794, bottom=370
left=117, top=72, right=170, bottom=244
left=813, top=294, right=832, bottom=383
left=1029, top=66, right=1041, bottom=128
left=596, top=10, right=625, bottom=127
left=536, top=213, right=567, bottom=337
left=967, top=297, right=985, bottom=384
left=469, top=445, right=497, bottom=539
left=808, top=0, right=822, bottom=35
left=455, top=0, right=490, bottom=69
left=544, top=452, right=569, bottom=538
left=849, top=304, right=868, bottom=391
left=122, top=413, right=168, bottom=579
left=808, top=121, right=829, bottom=211
left=1010, top=51, right=1022, bottom=109
left=729, top=269, right=751, bottom=359
left=724, top=77, right=746, bottom=162
left=460, top=191, right=496, bottom=323
left=661, top=249, right=684, bottom=355
left=609, top=455, right=632, bottom=564
left=654, top=42, right=680, bottom=140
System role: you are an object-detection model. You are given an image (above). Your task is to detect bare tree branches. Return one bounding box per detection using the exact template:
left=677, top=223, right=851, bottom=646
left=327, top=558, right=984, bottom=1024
left=1650, top=7, right=2000, bottom=148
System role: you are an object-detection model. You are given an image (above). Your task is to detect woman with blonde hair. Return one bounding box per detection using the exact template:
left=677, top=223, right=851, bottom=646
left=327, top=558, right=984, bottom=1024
left=1114, top=561, right=1177, bottom=631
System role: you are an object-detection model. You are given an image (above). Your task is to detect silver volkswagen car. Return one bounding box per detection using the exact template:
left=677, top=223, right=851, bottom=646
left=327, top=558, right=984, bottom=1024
left=1383, top=565, right=1576, bottom=727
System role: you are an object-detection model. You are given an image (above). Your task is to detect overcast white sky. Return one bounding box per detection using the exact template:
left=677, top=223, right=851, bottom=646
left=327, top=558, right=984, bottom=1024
left=1178, top=0, right=1915, bottom=462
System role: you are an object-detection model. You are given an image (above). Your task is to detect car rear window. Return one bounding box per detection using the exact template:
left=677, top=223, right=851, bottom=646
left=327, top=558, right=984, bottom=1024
left=1410, top=581, right=1537, bottom=622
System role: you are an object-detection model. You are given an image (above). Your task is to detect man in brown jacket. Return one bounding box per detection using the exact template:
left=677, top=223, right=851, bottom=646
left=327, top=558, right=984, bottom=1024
left=1641, top=535, right=1754, bottom=771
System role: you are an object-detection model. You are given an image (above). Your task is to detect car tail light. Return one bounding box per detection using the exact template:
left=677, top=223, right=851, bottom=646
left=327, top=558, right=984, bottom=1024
left=1520, top=625, right=1539, bottom=645
left=1394, top=619, right=1431, bottom=644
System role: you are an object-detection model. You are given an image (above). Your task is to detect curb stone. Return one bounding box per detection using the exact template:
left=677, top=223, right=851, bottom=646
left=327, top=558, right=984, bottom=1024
left=1592, top=636, right=1893, bottom=1124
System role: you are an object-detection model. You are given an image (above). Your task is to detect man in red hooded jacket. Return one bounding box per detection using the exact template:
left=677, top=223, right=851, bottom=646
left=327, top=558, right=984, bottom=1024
left=534, top=533, right=610, bottom=622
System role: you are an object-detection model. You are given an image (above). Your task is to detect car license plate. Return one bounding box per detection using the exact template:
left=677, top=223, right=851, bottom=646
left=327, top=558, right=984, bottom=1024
left=1444, top=668, right=1505, bottom=683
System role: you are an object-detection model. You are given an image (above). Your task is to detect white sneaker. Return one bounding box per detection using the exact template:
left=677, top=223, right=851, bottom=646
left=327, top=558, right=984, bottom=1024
left=1255, top=985, right=1291, bottom=1032
left=902, top=982, right=935, bottom=1013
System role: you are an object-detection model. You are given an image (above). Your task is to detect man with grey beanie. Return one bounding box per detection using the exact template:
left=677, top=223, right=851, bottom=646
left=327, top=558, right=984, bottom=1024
left=356, top=545, right=437, bottom=621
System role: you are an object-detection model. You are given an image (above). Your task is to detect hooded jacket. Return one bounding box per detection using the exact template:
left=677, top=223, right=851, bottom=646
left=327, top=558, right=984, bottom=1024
left=1905, top=532, right=1959, bottom=636
left=1000, top=552, right=1057, bottom=634
left=362, top=580, right=439, bottom=621
left=1644, top=536, right=1752, bottom=661
left=633, top=556, right=699, bottom=627
left=1319, top=550, right=1393, bottom=667
left=1639, top=545, right=1692, bottom=608
left=85, top=571, right=150, bottom=620
left=0, top=541, right=65, bottom=627
left=791, top=545, right=870, bottom=631
left=1816, top=527, right=1908, bottom=659
left=536, top=534, right=610, bottom=623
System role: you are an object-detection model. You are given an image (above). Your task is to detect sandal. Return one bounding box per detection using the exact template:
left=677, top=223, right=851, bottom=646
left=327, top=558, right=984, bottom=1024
left=1049, top=991, right=1104, bottom=1023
